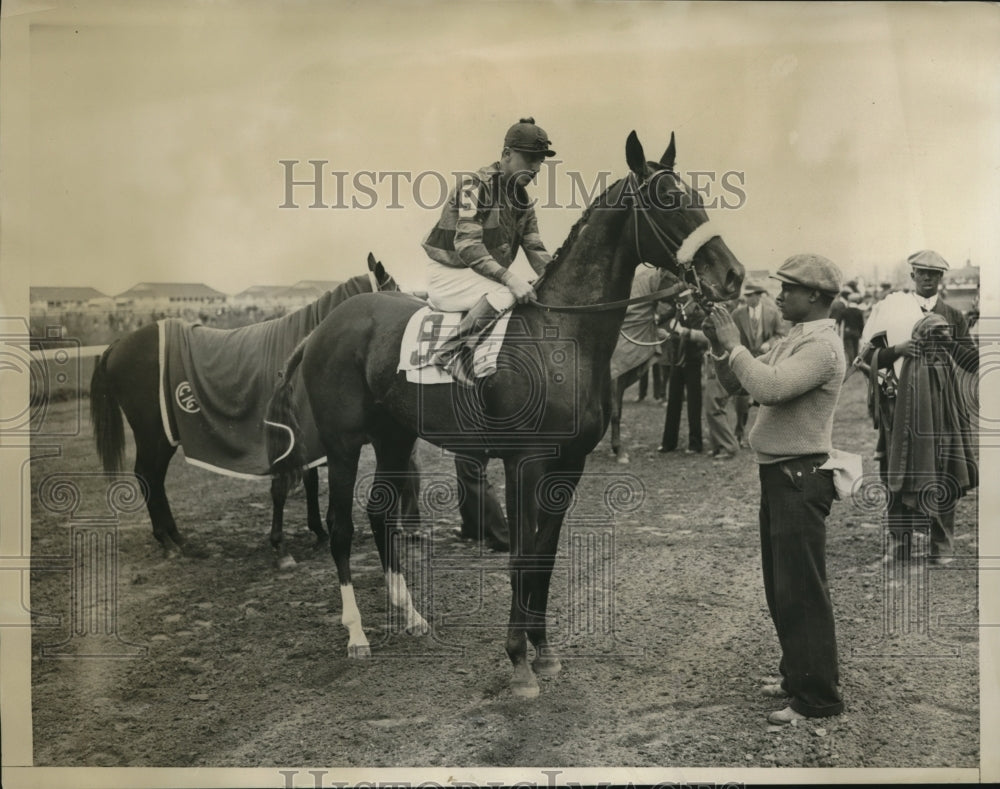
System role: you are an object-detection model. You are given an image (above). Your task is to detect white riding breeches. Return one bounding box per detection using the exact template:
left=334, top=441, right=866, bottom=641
left=425, top=261, right=516, bottom=312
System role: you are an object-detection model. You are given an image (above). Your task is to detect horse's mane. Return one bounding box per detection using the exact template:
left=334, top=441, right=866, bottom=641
left=540, top=176, right=628, bottom=281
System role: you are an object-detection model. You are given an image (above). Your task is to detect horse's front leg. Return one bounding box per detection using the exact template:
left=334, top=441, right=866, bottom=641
left=269, top=475, right=297, bottom=569
left=503, top=455, right=556, bottom=698
left=526, top=457, right=586, bottom=678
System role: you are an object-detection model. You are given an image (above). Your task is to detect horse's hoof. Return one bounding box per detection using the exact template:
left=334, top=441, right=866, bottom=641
left=277, top=554, right=298, bottom=570
left=616, top=453, right=630, bottom=465
left=511, top=664, right=540, bottom=698
left=405, top=617, right=430, bottom=636
left=532, top=655, right=562, bottom=677
left=510, top=678, right=541, bottom=699
left=348, top=643, right=372, bottom=659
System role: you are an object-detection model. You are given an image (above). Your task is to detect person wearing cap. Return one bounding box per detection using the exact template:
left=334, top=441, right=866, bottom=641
left=422, top=117, right=557, bottom=379
left=705, top=253, right=846, bottom=726
left=860, top=250, right=979, bottom=565
left=729, top=280, right=788, bottom=448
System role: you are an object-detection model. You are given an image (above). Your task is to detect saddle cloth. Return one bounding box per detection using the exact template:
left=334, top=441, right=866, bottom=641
left=159, top=317, right=326, bottom=478
left=397, top=307, right=513, bottom=384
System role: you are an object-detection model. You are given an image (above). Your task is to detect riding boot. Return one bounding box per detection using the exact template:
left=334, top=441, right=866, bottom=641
left=428, top=295, right=502, bottom=383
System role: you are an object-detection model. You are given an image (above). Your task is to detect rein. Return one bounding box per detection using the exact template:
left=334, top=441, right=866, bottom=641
left=620, top=328, right=666, bottom=347
left=529, top=280, right=690, bottom=314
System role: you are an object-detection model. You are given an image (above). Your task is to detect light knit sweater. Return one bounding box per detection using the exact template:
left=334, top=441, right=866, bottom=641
left=716, top=319, right=845, bottom=464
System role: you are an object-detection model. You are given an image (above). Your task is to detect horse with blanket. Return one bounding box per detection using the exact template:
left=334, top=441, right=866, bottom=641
left=265, top=131, right=744, bottom=697
left=90, top=255, right=418, bottom=562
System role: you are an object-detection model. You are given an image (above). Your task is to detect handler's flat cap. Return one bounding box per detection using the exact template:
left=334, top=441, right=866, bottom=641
left=907, top=249, right=950, bottom=271
left=770, top=253, right=842, bottom=295
left=504, top=117, right=556, bottom=157
left=743, top=279, right=768, bottom=295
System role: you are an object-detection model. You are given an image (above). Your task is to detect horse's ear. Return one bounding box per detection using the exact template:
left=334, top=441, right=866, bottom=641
left=660, top=132, right=676, bottom=170
left=367, top=252, right=377, bottom=272
left=626, top=131, right=646, bottom=177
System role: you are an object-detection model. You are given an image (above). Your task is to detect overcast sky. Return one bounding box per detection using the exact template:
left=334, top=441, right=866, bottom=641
left=9, top=1, right=1000, bottom=304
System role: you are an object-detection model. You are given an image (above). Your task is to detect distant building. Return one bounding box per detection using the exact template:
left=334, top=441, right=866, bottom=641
left=231, top=280, right=343, bottom=309
left=29, top=286, right=112, bottom=312
left=114, top=282, right=228, bottom=311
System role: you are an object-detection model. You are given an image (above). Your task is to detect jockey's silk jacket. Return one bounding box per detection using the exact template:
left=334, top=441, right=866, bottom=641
left=422, top=162, right=551, bottom=285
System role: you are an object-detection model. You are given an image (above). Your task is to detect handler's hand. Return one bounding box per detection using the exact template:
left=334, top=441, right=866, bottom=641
left=701, top=318, right=719, bottom=345
left=506, top=275, right=537, bottom=305
left=893, top=339, right=917, bottom=358
left=709, top=305, right=741, bottom=352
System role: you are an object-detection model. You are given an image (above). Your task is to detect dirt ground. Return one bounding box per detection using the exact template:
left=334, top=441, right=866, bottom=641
left=28, top=374, right=979, bottom=771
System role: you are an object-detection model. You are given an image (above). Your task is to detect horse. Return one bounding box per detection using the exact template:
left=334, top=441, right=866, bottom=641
left=608, top=266, right=679, bottom=464
left=265, top=131, right=744, bottom=697
left=90, top=254, right=399, bottom=560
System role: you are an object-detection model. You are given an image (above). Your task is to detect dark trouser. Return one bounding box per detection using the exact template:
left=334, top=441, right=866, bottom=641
left=661, top=360, right=703, bottom=451
left=454, top=453, right=509, bottom=551
left=759, top=455, right=843, bottom=718
left=878, top=453, right=956, bottom=557
left=843, top=332, right=860, bottom=365
left=734, top=394, right=751, bottom=442
left=652, top=365, right=667, bottom=400
left=703, top=371, right=738, bottom=455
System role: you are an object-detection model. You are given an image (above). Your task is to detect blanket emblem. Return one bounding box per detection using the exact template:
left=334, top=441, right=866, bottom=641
left=175, top=381, right=200, bottom=414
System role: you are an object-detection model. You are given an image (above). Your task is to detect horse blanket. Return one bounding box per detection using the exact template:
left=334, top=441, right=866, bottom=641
left=158, top=284, right=367, bottom=478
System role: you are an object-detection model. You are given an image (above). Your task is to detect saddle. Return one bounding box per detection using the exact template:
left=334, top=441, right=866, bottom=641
left=398, top=306, right=513, bottom=385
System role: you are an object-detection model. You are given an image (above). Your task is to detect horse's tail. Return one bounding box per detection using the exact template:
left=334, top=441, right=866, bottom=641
left=265, top=339, right=309, bottom=489
left=90, top=346, right=126, bottom=472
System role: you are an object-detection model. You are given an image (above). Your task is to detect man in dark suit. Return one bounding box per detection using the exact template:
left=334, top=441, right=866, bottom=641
left=729, top=281, right=788, bottom=447
left=862, top=250, right=979, bottom=564
left=658, top=298, right=709, bottom=454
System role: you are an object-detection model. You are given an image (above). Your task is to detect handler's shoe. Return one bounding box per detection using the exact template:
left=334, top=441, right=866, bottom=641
left=767, top=706, right=807, bottom=726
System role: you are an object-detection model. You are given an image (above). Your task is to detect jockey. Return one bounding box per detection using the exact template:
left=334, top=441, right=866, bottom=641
left=423, top=117, right=557, bottom=375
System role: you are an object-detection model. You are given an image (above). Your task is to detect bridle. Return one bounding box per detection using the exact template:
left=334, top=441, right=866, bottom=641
left=627, top=170, right=718, bottom=312
left=530, top=169, right=720, bottom=314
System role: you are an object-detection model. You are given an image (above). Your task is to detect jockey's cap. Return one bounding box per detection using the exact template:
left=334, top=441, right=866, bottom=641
left=504, top=117, right=556, bottom=157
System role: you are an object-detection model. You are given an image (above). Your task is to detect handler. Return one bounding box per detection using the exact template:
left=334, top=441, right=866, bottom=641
left=422, top=117, right=556, bottom=377
left=860, top=249, right=979, bottom=564
left=705, top=253, right=846, bottom=726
